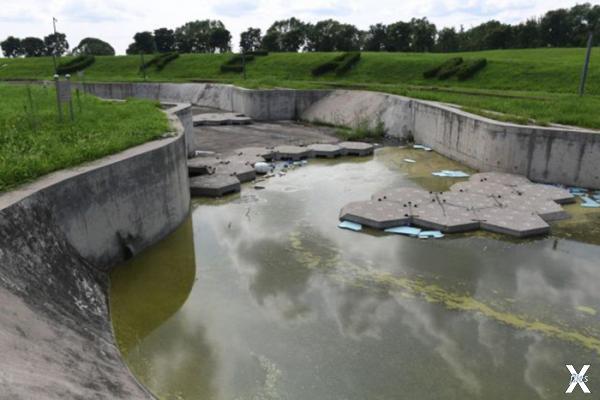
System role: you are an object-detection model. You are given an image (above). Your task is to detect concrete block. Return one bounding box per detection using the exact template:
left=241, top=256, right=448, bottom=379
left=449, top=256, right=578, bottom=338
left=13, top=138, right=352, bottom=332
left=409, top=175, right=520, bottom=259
left=339, top=200, right=412, bottom=229
left=338, top=141, right=375, bottom=156
left=307, top=143, right=343, bottom=158
left=190, top=174, right=240, bottom=197
left=273, top=145, right=313, bottom=161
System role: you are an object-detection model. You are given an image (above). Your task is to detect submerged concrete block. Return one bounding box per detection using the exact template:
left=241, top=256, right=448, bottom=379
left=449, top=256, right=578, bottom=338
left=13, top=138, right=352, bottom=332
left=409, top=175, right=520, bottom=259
left=339, top=200, right=411, bottom=229
left=273, top=145, right=313, bottom=161
left=338, top=141, right=375, bottom=156
left=307, top=143, right=343, bottom=158
left=214, top=160, right=256, bottom=183
left=190, top=174, right=241, bottom=197
left=192, top=112, right=252, bottom=126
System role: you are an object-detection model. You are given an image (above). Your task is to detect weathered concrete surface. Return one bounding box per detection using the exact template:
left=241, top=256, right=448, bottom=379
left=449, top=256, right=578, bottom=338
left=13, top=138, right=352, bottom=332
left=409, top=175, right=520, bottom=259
left=341, top=172, right=574, bottom=237
left=82, top=82, right=600, bottom=188
left=0, top=111, right=190, bottom=399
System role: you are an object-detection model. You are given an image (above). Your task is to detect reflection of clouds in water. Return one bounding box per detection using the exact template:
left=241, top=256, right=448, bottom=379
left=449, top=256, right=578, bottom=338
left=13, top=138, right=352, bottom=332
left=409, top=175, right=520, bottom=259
left=397, top=297, right=483, bottom=395
left=523, top=335, right=563, bottom=399
left=476, top=316, right=508, bottom=367
left=323, top=284, right=397, bottom=340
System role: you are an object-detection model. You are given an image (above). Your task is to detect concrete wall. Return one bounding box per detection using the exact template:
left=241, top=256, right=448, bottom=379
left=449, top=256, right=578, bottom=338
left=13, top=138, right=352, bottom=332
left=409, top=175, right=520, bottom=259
left=0, top=107, right=191, bottom=399
left=83, top=82, right=600, bottom=189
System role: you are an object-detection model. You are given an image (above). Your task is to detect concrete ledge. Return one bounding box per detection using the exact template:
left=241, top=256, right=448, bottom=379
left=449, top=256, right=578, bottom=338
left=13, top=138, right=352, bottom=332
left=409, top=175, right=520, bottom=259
left=82, top=82, right=600, bottom=188
left=0, top=107, right=191, bottom=398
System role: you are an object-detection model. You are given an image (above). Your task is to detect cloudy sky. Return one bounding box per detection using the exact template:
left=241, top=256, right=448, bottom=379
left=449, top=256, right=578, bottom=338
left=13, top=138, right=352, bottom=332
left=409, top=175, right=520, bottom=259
left=0, top=0, right=593, bottom=54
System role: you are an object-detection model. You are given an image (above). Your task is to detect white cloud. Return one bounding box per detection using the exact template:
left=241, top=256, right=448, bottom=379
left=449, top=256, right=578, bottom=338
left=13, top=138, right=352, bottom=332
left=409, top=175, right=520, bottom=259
left=0, top=0, right=591, bottom=54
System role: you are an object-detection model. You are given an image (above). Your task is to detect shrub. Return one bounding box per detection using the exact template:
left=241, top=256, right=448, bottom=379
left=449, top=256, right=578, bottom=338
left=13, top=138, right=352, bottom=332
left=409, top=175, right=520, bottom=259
left=140, top=52, right=179, bottom=72
left=335, top=52, right=361, bottom=76
left=312, top=52, right=362, bottom=76
left=220, top=64, right=244, bottom=73
left=423, top=57, right=463, bottom=79
left=456, top=58, right=487, bottom=81
left=56, top=55, right=95, bottom=75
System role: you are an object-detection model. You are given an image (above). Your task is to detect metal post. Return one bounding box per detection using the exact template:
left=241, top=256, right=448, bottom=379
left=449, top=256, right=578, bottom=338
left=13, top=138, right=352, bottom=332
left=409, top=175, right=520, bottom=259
left=54, top=74, right=63, bottom=122
left=52, top=17, right=58, bottom=74
left=66, top=74, right=74, bottom=122
left=242, top=52, right=246, bottom=80
left=140, top=52, right=147, bottom=81
left=578, top=31, right=594, bottom=97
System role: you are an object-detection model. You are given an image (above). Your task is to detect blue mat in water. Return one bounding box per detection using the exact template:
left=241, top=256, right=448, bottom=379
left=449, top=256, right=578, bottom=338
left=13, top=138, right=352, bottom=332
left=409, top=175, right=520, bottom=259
left=581, top=196, right=600, bottom=208
left=338, top=220, right=363, bottom=231
left=385, top=226, right=422, bottom=236
left=432, top=170, right=470, bottom=178
left=418, top=231, right=445, bottom=239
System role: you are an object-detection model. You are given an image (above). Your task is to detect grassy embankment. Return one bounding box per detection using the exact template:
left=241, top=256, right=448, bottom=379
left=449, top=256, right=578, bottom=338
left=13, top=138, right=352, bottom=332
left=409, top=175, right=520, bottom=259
left=0, top=83, right=169, bottom=192
left=1, top=48, right=599, bottom=129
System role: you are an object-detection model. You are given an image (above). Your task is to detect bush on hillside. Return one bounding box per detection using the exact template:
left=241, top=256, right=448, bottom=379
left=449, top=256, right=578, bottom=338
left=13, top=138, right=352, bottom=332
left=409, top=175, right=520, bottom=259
left=312, top=52, right=362, bottom=76
left=220, top=64, right=244, bottom=73
left=456, top=58, right=487, bottom=80
left=423, top=57, right=463, bottom=79
left=140, top=52, right=179, bottom=72
left=335, top=52, right=361, bottom=76
left=56, top=55, right=95, bottom=75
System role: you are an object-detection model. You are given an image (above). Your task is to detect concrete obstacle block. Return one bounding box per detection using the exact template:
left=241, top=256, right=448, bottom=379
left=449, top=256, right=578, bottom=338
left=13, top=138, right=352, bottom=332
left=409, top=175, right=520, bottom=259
left=479, top=208, right=550, bottom=237
left=307, top=143, right=343, bottom=158
left=187, top=156, right=222, bottom=176
left=371, top=187, right=434, bottom=204
left=234, top=147, right=276, bottom=163
left=338, top=141, right=375, bottom=156
left=412, top=203, right=481, bottom=233
left=470, top=172, right=531, bottom=187
left=192, top=113, right=252, bottom=126
left=339, top=172, right=573, bottom=238
left=514, top=183, right=576, bottom=205
left=272, top=145, right=313, bottom=161
left=339, top=200, right=412, bottom=229
left=214, top=160, right=256, bottom=183
left=190, top=174, right=241, bottom=197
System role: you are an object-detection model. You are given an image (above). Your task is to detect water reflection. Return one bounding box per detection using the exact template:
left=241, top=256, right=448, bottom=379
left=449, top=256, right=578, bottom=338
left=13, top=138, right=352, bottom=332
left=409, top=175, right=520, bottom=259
left=111, top=148, right=600, bottom=399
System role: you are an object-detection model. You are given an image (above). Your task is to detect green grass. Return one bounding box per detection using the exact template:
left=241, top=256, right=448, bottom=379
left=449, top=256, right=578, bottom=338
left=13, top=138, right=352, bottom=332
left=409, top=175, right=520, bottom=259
left=1, top=48, right=600, bottom=129
left=0, top=83, right=169, bottom=192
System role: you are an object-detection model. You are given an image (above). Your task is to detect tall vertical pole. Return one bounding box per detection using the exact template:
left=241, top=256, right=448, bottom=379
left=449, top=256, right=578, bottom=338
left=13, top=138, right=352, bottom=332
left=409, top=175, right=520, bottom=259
left=242, top=52, right=246, bottom=80
left=140, top=52, right=147, bottom=81
left=579, top=31, right=594, bottom=97
left=52, top=17, right=58, bottom=74
left=54, top=74, right=63, bottom=122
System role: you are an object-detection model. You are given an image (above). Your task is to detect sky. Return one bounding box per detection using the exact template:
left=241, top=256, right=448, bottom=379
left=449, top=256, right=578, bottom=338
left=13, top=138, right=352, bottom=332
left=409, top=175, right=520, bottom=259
left=0, top=0, right=596, bottom=54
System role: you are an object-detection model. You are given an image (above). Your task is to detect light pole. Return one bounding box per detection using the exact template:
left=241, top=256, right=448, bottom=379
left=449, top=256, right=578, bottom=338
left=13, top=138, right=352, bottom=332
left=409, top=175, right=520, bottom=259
left=52, top=17, right=58, bottom=74
left=578, top=31, right=594, bottom=97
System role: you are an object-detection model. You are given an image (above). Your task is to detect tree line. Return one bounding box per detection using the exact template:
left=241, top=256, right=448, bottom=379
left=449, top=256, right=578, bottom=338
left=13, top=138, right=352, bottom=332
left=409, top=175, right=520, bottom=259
left=2, top=3, right=599, bottom=58
left=1, top=35, right=115, bottom=58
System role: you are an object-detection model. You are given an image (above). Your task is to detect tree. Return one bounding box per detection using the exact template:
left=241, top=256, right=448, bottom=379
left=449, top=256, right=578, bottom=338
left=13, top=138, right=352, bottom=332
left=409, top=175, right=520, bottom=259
left=209, top=27, right=231, bottom=52
left=1, top=36, right=22, bottom=57
left=541, top=8, right=573, bottom=47
left=240, top=28, right=262, bottom=53
left=126, top=31, right=156, bottom=54
left=436, top=27, right=459, bottom=52
left=262, top=18, right=307, bottom=52
left=21, top=37, right=45, bottom=57
left=154, top=28, right=175, bottom=53
left=410, top=18, right=436, bottom=52
left=364, top=24, right=387, bottom=51
left=513, top=19, right=541, bottom=48
left=43, top=32, right=69, bottom=56
left=174, top=20, right=229, bottom=53
left=385, top=21, right=411, bottom=51
left=305, top=19, right=360, bottom=51
left=73, top=37, right=115, bottom=56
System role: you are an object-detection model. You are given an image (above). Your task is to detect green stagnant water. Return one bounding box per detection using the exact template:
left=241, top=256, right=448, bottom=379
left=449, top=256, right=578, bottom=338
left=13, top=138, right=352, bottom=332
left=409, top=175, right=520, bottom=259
left=111, top=147, right=600, bottom=400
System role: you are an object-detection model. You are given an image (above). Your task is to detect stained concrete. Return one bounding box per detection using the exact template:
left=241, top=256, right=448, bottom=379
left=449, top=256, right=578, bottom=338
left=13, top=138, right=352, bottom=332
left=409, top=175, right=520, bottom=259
left=340, top=172, right=574, bottom=237
left=82, top=82, right=600, bottom=189
left=0, top=108, right=191, bottom=399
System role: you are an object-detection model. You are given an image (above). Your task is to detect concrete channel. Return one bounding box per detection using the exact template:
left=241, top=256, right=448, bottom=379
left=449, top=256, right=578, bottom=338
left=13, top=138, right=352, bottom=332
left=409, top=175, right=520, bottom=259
left=0, top=82, right=599, bottom=398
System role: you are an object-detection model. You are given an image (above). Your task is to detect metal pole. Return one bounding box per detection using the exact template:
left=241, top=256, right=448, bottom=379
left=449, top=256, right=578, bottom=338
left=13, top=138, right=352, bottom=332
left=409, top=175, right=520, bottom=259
left=66, top=74, right=74, bottom=122
left=52, top=17, right=58, bottom=74
left=578, top=31, right=594, bottom=97
left=140, top=52, right=147, bottom=81
left=54, top=74, right=63, bottom=122
left=242, top=52, right=246, bottom=80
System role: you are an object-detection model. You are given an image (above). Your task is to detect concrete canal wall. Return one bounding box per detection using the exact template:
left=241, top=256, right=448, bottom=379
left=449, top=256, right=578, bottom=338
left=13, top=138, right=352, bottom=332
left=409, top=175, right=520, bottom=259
left=0, top=105, right=191, bottom=399
left=84, top=82, right=600, bottom=189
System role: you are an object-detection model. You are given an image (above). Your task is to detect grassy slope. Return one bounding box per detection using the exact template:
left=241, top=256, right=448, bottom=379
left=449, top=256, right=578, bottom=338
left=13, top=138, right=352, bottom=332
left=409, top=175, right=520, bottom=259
left=0, top=84, right=169, bottom=192
left=1, top=49, right=599, bottom=128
